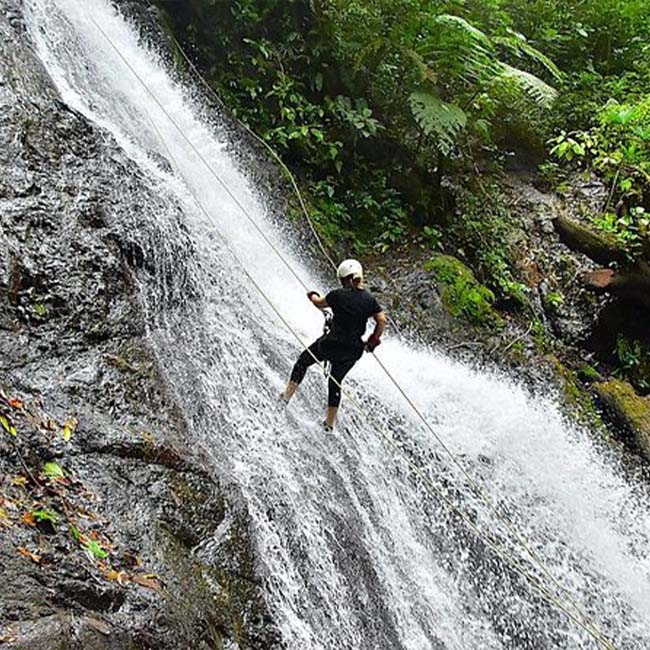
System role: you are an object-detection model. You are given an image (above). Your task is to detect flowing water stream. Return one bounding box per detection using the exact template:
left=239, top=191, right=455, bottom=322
left=24, top=1, right=650, bottom=647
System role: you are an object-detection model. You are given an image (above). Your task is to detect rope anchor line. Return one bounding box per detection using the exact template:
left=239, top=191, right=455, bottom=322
left=147, top=13, right=618, bottom=635
left=89, top=13, right=617, bottom=650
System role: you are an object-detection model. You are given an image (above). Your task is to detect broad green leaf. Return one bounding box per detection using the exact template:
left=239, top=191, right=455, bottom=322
left=499, top=63, right=558, bottom=107
left=43, top=461, right=65, bottom=480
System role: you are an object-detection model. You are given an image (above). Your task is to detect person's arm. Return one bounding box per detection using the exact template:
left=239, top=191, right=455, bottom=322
left=307, top=291, right=328, bottom=309
left=366, top=310, right=387, bottom=352
left=372, top=311, right=387, bottom=338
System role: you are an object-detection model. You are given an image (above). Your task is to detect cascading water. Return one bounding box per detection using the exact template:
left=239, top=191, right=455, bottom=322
left=24, top=1, right=650, bottom=647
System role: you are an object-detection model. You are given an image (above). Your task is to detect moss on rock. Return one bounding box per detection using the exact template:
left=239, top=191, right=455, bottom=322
left=594, top=379, right=650, bottom=460
left=424, top=254, right=499, bottom=327
left=547, top=355, right=602, bottom=427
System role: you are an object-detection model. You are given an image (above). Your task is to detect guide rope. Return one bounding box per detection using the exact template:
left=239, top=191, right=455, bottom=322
left=90, top=15, right=616, bottom=649
left=147, top=19, right=622, bottom=642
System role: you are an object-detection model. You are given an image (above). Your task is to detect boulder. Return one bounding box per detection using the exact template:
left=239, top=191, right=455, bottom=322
left=594, top=379, right=650, bottom=460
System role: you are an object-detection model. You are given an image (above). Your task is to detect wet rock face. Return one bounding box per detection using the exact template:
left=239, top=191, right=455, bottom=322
left=0, top=2, right=279, bottom=648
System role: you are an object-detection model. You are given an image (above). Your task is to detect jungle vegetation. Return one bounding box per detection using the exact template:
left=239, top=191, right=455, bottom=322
left=154, top=0, right=650, bottom=392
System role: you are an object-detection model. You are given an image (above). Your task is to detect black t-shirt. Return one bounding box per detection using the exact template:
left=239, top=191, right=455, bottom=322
left=325, top=287, right=382, bottom=344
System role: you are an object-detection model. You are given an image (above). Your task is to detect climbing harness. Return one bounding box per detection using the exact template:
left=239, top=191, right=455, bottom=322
left=89, top=14, right=618, bottom=650
left=320, top=309, right=333, bottom=378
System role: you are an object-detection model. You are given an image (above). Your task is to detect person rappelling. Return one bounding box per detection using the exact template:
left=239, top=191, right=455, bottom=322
left=281, top=259, right=387, bottom=431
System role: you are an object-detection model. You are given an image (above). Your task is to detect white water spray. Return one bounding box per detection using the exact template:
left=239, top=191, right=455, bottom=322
left=25, top=1, right=650, bottom=647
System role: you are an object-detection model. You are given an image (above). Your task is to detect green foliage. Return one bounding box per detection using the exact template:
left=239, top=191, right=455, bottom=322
left=425, top=254, right=498, bottom=326
left=531, top=318, right=553, bottom=353
left=157, top=0, right=560, bottom=251
left=550, top=96, right=650, bottom=262
left=544, top=291, right=565, bottom=311
left=591, top=208, right=650, bottom=262
left=408, top=91, right=467, bottom=156
left=42, top=462, right=65, bottom=480
left=31, top=509, right=58, bottom=524
left=499, top=64, right=558, bottom=108
left=551, top=98, right=650, bottom=198
left=615, top=336, right=650, bottom=393
left=578, top=364, right=603, bottom=382
left=421, top=225, right=443, bottom=251
left=450, top=183, right=528, bottom=307
left=308, top=172, right=408, bottom=253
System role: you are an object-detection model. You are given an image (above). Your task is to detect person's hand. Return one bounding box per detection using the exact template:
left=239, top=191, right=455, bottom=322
left=307, top=291, right=320, bottom=303
left=365, top=334, right=381, bottom=353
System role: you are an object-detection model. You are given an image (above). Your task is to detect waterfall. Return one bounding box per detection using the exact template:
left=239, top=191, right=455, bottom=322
left=25, top=1, right=650, bottom=647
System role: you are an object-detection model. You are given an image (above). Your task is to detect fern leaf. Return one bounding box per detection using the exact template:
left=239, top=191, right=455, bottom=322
left=516, top=40, right=562, bottom=80
left=409, top=91, right=467, bottom=154
left=434, top=15, right=493, bottom=49
left=405, top=48, right=438, bottom=84
left=499, top=63, right=558, bottom=107
left=354, top=37, right=388, bottom=71
left=494, top=33, right=562, bottom=80
left=416, top=14, right=499, bottom=84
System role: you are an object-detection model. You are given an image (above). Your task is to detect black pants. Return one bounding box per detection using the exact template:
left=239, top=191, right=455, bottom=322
left=290, top=336, right=361, bottom=407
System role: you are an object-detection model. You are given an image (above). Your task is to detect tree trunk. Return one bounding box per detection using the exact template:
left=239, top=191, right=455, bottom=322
left=554, top=213, right=627, bottom=265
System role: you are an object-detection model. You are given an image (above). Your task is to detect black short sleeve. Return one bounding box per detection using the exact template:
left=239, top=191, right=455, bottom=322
left=325, top=290, right=339, bottom=309
left=324, top=288, right=382, bottom=343
left=368, top=295, right=382, bottom=317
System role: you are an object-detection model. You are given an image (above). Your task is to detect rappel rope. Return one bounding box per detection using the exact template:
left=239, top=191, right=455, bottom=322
left=90, top=15, right=616, bottom=650
left=145, top=103, right=614, bottom=650
left=143, top=10, right=614, bottom=630
left=153, top=20, right=622, bottom=643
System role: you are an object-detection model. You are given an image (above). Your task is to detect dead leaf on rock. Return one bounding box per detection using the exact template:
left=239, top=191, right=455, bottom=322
left=75, top=506, right=97, bottom=521
left=131, top=573, right=163, bottom=591
left=17, top=546, right=42, bottom=564
left=62, top=417, right=78, bottom=443
left=83, top=617, right=111, bottom=635
left=0, top=633, right=18, bottom=644
left=121, top=552, right=142, bottom=569
left=41, top=418, right=58, bottom=432
left=21, top=511, right=36, bottom=527
left=104, top=569, right=128, bottom=585
left=0, top=507, right=12, bottom=528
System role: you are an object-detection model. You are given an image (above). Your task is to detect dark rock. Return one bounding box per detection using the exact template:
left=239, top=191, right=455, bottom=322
left=0, top=2, right=280, bottom=648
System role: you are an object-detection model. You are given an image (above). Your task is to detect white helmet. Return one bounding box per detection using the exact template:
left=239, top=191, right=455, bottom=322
left=337, top=259, right=363, bottom=281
